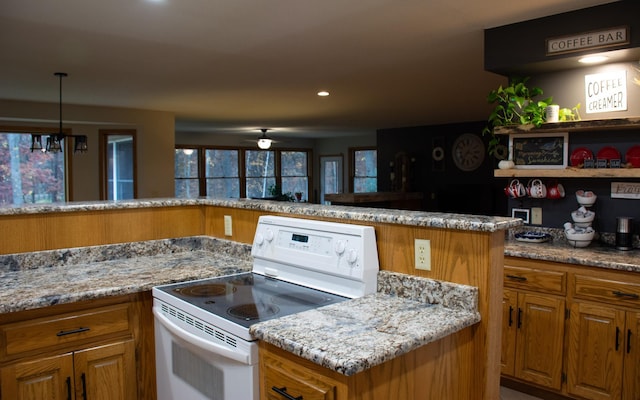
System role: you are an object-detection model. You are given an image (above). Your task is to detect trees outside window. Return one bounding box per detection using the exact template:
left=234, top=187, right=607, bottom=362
left=0, top=132, right=66, bottom=205
left=206, top=149, right=239, bottom=198
left=352, top=148, right=377, bottom=193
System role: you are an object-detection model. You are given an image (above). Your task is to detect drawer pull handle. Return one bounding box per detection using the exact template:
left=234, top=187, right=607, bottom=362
left=612, top=291, right=639, bottom=299
left=616, top=327, right=621, bottom=351
left=628, top=329, right=632, bottom=354
left=56, top=327, right=91, bottom=337
left=517, top=308, right=523, bottom=329
left=81, top=372, right=87, bottom=400
left=506, top=275, right=527, bottom=282
left=272, top=386, right=303, bottom=400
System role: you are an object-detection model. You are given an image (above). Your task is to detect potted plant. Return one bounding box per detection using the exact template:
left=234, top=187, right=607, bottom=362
left=482, top=77, right=552, bottom=158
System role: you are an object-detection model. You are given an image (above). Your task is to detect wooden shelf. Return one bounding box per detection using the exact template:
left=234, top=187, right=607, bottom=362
left=494, top=167, right=640, bottom=178
left=494, top=117, right=640, bottom=135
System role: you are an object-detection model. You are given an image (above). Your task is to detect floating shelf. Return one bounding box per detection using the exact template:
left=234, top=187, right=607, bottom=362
left=493, top=117, right=640, bottom=135
left=494, top=168, right=640, bottom=178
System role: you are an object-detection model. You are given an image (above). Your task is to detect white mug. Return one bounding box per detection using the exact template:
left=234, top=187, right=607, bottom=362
left=546, top=105, right=560, bottom=123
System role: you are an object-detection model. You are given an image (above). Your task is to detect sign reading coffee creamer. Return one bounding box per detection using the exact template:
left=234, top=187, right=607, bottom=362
left=546, top=26, right=628, bottom=55
left=585, top=70, right=627, bottom=114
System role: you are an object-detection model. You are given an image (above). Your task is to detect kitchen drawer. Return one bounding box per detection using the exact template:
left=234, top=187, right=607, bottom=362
left=1, top=304, right=131, bottom=357
left=573, top=274, right=640, bottom=307
left=504, top=265, right=566, bottom=295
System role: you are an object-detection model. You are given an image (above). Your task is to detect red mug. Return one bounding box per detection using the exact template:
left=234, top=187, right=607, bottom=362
left=547, top=183, right=565, bottom=199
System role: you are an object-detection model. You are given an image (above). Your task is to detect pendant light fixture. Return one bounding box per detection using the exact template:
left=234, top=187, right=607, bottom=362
left=257, top=128, right=273, bottom=149
left=31, top=72, right=88, bottom=153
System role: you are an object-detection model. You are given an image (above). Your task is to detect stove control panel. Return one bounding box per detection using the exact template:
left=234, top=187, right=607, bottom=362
left=251, top=216, right=379, bottom=298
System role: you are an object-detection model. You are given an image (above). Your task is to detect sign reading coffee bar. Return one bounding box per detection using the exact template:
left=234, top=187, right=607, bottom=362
left=546, top=26, right=629, bottom=55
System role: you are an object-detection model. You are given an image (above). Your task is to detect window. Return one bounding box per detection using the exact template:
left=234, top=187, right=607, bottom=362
left=174, top=146, right=310, bottom=200
left=320, top=155, right=343, bottom=204
left=100, top=130, right=137, bottom=200
left=0, top=130, right=67, bottom=205
left=245, top=149, right=275, bottom=198
left=206, top=149, right=239, bottom=198
left=175, top=148, right=199, bottom=198
left=351, top=148, right=377, bottom=193
left=281, top=151, right=309, bottom=202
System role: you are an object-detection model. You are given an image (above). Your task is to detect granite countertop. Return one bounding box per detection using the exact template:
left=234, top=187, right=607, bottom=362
left=0, top=236, right=253, bottom=314
left=0, top=198, right=521, bottom=233
left=505, top=228, right=640, bottom=273
left=250, top=271, right=480, bottom=376
left=0, top=237, right=480, bottom=377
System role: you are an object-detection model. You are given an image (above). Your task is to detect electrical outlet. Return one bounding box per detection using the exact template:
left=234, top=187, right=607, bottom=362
left=414, top=239, right=431, bottom=271
left=224, top=215, right=233, bottom=236
left=531, top=207, right=543, bottom=225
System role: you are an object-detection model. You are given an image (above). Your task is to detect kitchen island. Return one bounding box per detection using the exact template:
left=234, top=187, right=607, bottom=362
left=0, top=198, right=519, bottom=399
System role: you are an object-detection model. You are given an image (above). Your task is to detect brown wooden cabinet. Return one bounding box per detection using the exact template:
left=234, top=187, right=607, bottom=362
left=501, top=288, right=565, bottom=390
left=503, top=256, right=640, bottom=400
left=1, top=340, right=135, bottom=400
left=0, top=295, right=149, bottom=400
left=567, top=273, right=640, bottom=400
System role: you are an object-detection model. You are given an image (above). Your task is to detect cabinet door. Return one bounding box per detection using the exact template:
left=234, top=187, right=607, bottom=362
left=501, top=288, right=518, bottom=376
left=74, top=340, right=137, bottom=400
left=0, top=353, right=74, bottom=400
left=623, top=311, right=640, bottom=400
left=567, top=302, right=625, bottom=400
left=514, top=293, right=565, bottom=390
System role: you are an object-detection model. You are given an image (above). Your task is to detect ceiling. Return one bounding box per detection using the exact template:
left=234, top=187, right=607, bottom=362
left=0, top=0, right=617, bottom=139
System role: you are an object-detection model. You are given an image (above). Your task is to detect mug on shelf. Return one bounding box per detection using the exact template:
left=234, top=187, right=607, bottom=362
left=527, top=179, right=547, bottom=198
left=504, top=179, right=527, bottom=199
left=547, top=182, right=565, bottom=199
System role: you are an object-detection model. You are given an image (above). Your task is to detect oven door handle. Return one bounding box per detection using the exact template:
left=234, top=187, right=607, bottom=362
left=153, top=308, right=251, bottom=365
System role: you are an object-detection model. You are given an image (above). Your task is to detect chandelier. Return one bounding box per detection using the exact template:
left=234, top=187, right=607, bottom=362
left=30, top=72, right=88, bottom=153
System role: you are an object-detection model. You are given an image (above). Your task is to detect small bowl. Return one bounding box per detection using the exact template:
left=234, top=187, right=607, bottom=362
left=576, top=190, right=597, bottom=206
left=571, top=210, right=595, bottom=224
left=565, top=228, right=595, bottom=248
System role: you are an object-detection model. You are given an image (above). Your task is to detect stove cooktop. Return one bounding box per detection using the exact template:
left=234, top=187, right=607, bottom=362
left=154, top=272, right=348, bottom=329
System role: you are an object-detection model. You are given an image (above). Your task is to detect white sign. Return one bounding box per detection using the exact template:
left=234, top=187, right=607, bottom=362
left=547, top=27, right=628, bottom=55
left=611, top=182, right=640, bottom=199
left=585, top=70, right=627, bottom=114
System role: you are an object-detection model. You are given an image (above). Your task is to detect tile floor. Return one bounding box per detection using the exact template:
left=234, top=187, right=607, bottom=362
left=500, top=386, right=544, bottom=400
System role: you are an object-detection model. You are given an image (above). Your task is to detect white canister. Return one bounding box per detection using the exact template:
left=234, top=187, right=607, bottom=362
left=545, top=105, right=560, bottom=123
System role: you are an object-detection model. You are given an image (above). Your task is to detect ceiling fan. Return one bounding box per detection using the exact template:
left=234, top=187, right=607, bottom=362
left=257, top=128, right=275, bottom=149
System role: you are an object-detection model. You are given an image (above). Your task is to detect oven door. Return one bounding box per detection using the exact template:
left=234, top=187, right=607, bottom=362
left=153, top=300, right=259, bottom=400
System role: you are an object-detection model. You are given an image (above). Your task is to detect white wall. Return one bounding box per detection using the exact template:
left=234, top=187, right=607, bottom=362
left=0, top=99, right=176, bottom=200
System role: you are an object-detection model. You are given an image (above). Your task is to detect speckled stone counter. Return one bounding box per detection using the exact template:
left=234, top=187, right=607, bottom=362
left=0, top=236, right=253, bottom=313
left=0, top=198, right=521, bottom=233
left=250, top=271, right=480, bottom=376
left=506, top=228, right=640, bottom=273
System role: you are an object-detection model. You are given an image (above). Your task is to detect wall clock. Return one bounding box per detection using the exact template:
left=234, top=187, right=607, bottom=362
left=452, top=133, right=485, bottom=171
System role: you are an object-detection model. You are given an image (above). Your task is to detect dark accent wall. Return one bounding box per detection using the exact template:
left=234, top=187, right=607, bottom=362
left=485, top=0, right=640, bottom=75
left=377, top=121, right=507, bottom=216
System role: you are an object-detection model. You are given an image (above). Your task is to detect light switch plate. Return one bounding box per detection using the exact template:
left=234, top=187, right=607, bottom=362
left=531, top=207, right=542, bottom=225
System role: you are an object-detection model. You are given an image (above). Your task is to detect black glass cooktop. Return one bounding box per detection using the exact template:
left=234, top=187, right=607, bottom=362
left=156, top=272, right=348, bottom=328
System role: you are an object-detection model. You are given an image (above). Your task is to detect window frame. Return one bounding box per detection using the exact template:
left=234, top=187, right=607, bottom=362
left=99, top=129, right=138, bottom=200
left=174, top=145, right=311, bottom=200
left=349, top=146, right=377, bottom=193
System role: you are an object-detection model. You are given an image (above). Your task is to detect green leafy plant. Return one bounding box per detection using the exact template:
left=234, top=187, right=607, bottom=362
left=558, top=103, right=581, bottom=122
left=482, top=77, right=552, bottom=156
left=268, top=184, right=295, bottom=202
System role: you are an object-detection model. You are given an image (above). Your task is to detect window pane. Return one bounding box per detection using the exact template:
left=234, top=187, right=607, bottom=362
left=106, top=135, right=135, bottom=200
left=245, top=150, right=275, bottom=198
left=205, top=149, right=239, bottom=198
left=281, top=151, right=308, bottom=201
left=354, top=149, right=377, bottom=193
left=175, top=178, right=200, bottom=199
left=175, top=149, right=198, bottom=178
left=0, top=133, right=65, bottom=205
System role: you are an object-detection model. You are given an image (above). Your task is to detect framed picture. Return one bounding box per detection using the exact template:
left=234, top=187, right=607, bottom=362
left=512, top=208, right=530, bottom=224
left=509, top=133, right=568, bottom=169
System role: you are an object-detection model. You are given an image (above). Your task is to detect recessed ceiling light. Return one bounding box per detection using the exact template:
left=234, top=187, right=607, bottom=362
left=578, top=55, right=609, bottom=64
left=317, top=91, right=330, bottom=97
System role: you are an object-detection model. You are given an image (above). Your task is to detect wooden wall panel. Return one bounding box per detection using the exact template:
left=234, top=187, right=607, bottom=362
left=0, top=206, right=204, bottom=254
